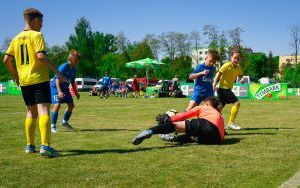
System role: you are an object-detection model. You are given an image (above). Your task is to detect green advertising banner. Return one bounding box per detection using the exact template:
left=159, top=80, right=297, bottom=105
left=288, top=88, right=300, bottom=96
left=0, top=82, right=22, bottom=95
left=248, top=83, right=288, bottom=100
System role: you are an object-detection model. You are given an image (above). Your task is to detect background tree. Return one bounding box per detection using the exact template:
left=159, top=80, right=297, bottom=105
left=172, top=56, right=193, bottom=80
left=265, top=51, right=279, bottom=78
left=130, top=41, right=154, bottom=61
left=128, top=41, right=155, bottom=78
left=203, top=25, right=218, bottom=50
left=0, top=51, right=11, bottom=81
left=156, top=57, right=172, bottom=79
left=66, top=17, right=95, bottom=77
left=243, top=53, right=268, bottom=79
left=143, top=34, right=161, bottom=60
left=116, top=32, right=131, bottom=62
left=228, top=27, right=244, bottom=52
left=1, top=37, right=11, bottom=52
left=174, top=32, right=191, bottom=57
left=218, top=31, right=229, bottom=66
left=93, top=32, right=117, bottom=78
left=47, top=45, right=68, bottom=77
left=189, top=31, right=202, bottom=65
left=282, top=63, right=300, bottom=87
left=159, top=32, right=177, bottom=61
left=98, top=53, right=131, bottom=79
left=289, top=24, right=300, bottom=64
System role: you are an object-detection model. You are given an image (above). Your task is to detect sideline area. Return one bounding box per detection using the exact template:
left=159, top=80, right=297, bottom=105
left=280, top=170, right=300, bottom=188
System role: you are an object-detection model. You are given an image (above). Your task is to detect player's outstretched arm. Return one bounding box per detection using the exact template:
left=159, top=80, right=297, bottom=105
left=171, top=107, right=201, bottom=122
left=37, top=52, right=69, bottom=83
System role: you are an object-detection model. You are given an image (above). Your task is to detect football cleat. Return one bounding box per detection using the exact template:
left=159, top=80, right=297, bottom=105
left=159, top=134, right=176, bottom=142
left=132, top=130, right=153, bottom=145
left=61, top=121, right=73, bottom=129
left=25, top=145, right=36, bottom=153
left=40, top=145, right=61, bottom=158
left=226, top=123, right=241, bottom=130
left=51, top=124, right=58, bottom=133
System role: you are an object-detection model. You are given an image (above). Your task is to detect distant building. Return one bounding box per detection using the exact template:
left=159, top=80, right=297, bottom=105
left=279, top=55, right=300, bottom=71
left=191, top=47, right=229, bottom=69
left=191, top=48, right=209, bottom=68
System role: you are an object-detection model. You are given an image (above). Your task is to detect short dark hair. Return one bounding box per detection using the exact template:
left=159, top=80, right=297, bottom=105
left=207, top=49, right=220, bottom=61
left=23, top=8, right=43, bottom=22
left=204, top=97, right=223, bottom=111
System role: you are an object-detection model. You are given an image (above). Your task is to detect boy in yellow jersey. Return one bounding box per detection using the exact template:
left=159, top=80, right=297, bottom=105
left=3, top=8, right=68, bottom=158
left=212, top=49, right=245, bottom=130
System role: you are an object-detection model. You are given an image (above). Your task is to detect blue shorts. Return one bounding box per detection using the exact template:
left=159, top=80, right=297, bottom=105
left=51, top=85, right=73, bottom=104
left=191, top=92, right=209, bottom=105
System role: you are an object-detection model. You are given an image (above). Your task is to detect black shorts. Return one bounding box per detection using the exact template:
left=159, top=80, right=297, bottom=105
left=21, top=81, right=51, bottom=106
left=217, top=88, right=238, bottom=106
left=185, top=118, right=221, bottom=145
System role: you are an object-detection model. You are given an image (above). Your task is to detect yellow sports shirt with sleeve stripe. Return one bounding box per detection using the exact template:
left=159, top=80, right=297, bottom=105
left=6, top=30, right=49, bottom=86
left=218, top=61, right=243, bottom=89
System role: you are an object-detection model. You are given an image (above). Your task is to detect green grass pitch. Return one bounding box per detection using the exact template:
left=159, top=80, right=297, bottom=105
left=0, top=94, right=299, bottom=187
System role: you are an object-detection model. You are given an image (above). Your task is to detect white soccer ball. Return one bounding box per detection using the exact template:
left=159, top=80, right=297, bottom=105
left=166, top=109, right=178, bottom=117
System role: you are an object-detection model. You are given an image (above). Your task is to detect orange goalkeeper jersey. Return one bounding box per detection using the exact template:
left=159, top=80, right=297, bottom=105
left=171, top=105, right=225, bottom=140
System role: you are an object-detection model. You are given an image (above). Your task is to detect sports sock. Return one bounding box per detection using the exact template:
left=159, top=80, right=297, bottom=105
left=39, top=114, right=51, bottom=146
left=148, top=123, right=175, bottom=134
left=51, top=111, right=58, bottom=125
left=25, top=117, right=37, bottom=145
left=63, top=111, right=72, bottom=122
left=229, top=104, right=240, bottom=124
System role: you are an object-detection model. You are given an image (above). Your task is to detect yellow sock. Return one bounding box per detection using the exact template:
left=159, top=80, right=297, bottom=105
left=39, top=114, right=51, bottom=146
left=229, top=103, right=240, bottom=124
left=25, top=117, right=37, bottom=145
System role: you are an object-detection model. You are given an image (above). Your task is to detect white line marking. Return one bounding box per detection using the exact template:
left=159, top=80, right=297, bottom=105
left=280, top=170, right=300, bottom=188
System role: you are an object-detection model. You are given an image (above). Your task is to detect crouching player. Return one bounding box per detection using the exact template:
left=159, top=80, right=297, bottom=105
left=50, top=50, right=81, bottom=133
left=132, top=97, right=225, bottom=145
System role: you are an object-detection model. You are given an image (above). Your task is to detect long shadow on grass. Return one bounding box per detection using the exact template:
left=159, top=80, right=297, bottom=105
left=226, top=127, right=294, bottom=136
left=75, top=128, right=141, bottom=132
left=221, top=138, right=242, bottom=145
left=243, top=128, right=294, bottom=131
left=227, top=132, right=276, bottom=136
left=61, top=145, right=185, bottom=157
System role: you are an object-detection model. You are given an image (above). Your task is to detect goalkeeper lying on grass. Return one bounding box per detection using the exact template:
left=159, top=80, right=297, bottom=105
left=132, top=96, right=225, bottom=145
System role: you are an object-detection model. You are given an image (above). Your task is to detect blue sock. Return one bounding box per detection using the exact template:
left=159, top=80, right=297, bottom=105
left=51, top=111, right=58, bottom=125
left=63, top=111, right=72, bottom=122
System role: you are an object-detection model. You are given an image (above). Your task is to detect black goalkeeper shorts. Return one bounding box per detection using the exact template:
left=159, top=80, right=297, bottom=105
left=185, top=118, right=221, bottom=145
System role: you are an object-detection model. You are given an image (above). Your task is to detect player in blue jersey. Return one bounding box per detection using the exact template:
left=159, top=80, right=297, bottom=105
left=186, top=49, right=220, bottom=111
left=50, top=50, right=81, bottom=133
left=100, top=72, right=112, bottom=98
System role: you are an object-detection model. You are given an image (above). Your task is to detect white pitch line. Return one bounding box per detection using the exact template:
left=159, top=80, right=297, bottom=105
left=280, top=170, right=300, bottom=188
left=0, top=112, right=24, bottom=115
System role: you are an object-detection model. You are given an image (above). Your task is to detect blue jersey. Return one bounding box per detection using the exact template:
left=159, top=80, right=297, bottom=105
left=192, top=63, right=215, bottom=96
left=50, top=62, right=77, bottom=91
left=102, top=76, right=111, bottom=86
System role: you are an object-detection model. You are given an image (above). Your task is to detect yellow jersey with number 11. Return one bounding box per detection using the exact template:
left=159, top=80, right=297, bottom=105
left=6, top=30, right=49, bottom=86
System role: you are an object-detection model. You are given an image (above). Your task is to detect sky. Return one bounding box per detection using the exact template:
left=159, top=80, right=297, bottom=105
left=1, top=0, right=299, bottom=56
